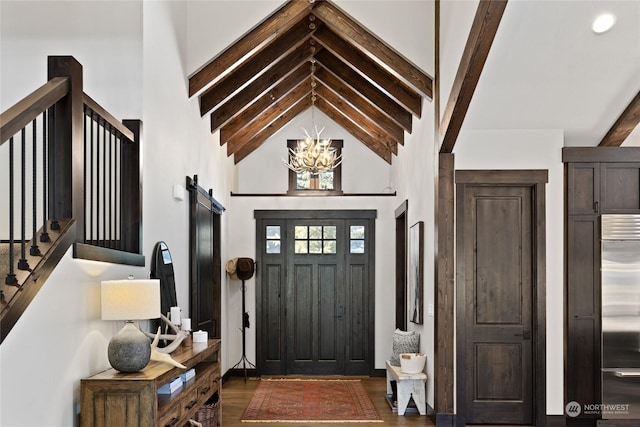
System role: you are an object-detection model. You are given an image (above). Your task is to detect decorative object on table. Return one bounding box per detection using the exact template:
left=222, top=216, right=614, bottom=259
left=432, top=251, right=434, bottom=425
left=101, top=278, right=161, bottom=372
left=170, top=306, right=182, bottom=326
left=180, top=368, right=196, bottom=383
left=227, top=257, right=256, bottom=382
left=193, top=330, right=208, bottom=343
left=181, top=317, right=192, bottom=347
left=150, top=328, right=187, bottom=369
left=140, top=313, right=189, bottom=353
left=157, top=377, right=183, bottom=395
left=399, top=353, right=427, bottom=374
left=241, top=379, right=382, bottom=423
left=389, top=329, right=420, bottom=366
left=408, top=221, right=424, bottom=324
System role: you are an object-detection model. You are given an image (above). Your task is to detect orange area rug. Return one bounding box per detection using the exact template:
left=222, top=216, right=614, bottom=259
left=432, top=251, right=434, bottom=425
left=241, top=379, right=383, bottom=423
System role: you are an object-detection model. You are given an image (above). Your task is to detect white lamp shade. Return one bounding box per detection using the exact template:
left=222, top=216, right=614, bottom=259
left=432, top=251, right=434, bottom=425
left=101, top=279, right=161, bottom=321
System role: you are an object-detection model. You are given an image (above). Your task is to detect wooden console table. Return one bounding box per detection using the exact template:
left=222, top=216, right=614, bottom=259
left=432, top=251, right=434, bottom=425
left=81, top=339, right=221, bottom=427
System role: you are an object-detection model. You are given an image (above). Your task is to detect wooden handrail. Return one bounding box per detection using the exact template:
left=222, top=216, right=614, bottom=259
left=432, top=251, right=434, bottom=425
left=0, top=77, right=70, bottom=145
left=83, top=93, right=135, bottom=142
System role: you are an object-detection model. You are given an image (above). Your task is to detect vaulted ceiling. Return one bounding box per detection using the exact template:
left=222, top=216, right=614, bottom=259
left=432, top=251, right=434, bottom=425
left=188, top=0, right=433, bottom=164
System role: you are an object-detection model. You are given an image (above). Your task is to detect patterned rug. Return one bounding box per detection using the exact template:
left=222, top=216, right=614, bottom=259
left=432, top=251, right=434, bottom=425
left=241, top=379, right=383, bottom=423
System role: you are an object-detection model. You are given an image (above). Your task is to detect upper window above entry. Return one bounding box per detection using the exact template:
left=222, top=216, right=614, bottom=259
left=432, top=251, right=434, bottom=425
left=287, top=139, right=343, bottom=195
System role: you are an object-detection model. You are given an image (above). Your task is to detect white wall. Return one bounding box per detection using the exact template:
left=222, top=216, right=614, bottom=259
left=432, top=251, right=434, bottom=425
left=0, top=2, right=145, bottom=426
left=455, top=129, right=565, bottom=416
left=236, top=110, right=393, bottom=194
left=0, top=1, right=235, bottom=426
left=225, top=196, right=397, bottom=373
left=390, top=98, right=436, bottom=406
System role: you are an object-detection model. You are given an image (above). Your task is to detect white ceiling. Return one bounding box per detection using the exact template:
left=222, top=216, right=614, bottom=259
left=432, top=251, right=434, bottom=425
left=463, top=0, right=640, bottom=147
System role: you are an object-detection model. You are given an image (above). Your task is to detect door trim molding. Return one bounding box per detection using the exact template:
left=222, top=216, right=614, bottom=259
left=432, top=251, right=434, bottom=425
left=395, top=200, right=408, bottom=330
left=455, top=170, right=548, bottom=427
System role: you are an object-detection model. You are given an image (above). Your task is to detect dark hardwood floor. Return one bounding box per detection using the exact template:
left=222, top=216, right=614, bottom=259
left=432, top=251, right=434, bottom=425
left=220, top=375, right=435, bottom=426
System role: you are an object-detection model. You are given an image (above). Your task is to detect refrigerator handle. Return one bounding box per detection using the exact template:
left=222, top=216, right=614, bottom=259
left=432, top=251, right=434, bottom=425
left=615, top=371, right=640, bottom=378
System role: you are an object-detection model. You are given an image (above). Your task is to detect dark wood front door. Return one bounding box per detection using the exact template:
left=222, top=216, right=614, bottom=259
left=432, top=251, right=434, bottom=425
left=286, top=219, right=345, bottom=374
left=255, top=210, right=375, bottom=376
left=456, top=171, right=547, bottom=425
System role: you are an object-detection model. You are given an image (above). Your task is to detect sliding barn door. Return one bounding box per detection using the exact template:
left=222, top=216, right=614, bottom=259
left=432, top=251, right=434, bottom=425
left=187, top=176, right=224, bottom=338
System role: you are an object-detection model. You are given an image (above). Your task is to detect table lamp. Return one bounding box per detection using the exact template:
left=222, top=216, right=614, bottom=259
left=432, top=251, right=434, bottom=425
left=101, top=279, right=161, bottom=372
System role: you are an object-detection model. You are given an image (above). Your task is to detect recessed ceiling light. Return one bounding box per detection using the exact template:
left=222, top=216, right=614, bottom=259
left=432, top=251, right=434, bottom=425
left=592, top=13, right=616, bottom=34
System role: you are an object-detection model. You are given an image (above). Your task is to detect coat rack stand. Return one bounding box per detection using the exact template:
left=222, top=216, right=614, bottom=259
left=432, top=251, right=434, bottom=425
left=231, top=279, right=255, bottom=382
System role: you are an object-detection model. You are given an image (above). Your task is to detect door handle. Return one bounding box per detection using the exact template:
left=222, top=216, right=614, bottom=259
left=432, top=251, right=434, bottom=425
left=514, top=330, right=531, bottom=340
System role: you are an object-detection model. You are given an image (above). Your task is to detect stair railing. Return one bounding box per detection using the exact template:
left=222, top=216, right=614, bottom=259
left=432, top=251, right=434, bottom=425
left=0, top=56, right=143, bottom=343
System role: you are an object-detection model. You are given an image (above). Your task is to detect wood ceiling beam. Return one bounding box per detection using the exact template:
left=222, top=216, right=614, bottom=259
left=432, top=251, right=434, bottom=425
left=313, top=25, right=422, bottom=117
left=233, top=96, right=312, bottom=163
left=439, top=0, right=508, bottom=153
left=314, top=49, right=413, bottom=132
left=188, top=0, right=312, bottom=96
left=315, top=96, right=393, bottom=163
left=209, top=44, right=317, bottom=132
left=199, top=18, right=316, bottom=116
left=599, top=91, right=640, bottom=146
left=220, top=64, right=309, bottom=144
left=225, top=79, right=311, bottom=155
left=312, top=1, right=432, bottom=99
left=315, top=65, right=404, bottom=143
left=315, top=81, right=399, bottom=153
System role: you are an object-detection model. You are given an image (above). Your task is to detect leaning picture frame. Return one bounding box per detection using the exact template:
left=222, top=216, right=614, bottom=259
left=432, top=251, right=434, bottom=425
left=408, top=221, right=424, bottom=324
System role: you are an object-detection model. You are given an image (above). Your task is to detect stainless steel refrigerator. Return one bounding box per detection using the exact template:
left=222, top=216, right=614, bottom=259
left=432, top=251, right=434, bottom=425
left=601, top=214, right=640, bottom=420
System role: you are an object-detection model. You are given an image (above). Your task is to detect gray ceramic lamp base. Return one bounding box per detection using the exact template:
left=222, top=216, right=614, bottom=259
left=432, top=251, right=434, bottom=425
left=108, top=321, right=151, bottom=372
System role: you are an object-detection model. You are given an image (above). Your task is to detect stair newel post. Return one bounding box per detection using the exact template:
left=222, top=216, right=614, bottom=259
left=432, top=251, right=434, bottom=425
left=121, top=120, right=142, bottom=254
left=47, top=56, right=84, bottom=243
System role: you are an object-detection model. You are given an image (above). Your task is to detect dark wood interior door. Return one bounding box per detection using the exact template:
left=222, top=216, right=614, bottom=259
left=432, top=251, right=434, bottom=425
left=457, top=184, right=534, bottom=424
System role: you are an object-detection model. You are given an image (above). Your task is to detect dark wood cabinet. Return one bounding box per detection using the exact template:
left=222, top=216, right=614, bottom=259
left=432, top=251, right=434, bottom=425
left=565, top=215, right=600, bottom=418
left=600, top=162, right=640, bottom=213
left=563, top=147, right=640, bottom=425
left=567, top=162, right=600, bottom=214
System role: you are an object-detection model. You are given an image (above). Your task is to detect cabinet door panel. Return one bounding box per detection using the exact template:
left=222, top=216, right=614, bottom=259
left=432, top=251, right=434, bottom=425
left=568, top=163, right=599, bottom=214
left=601, top=163, right=640, bottom=213
left=566, top=216, right=601, bottom=419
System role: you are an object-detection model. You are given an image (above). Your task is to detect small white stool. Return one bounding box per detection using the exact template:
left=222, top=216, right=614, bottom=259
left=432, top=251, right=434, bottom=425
left=385, top=360, right=427, bottom=415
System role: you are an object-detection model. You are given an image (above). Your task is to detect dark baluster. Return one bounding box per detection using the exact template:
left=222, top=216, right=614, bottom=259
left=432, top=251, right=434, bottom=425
left=41, top=110, right=50, bottom=243
left=49, top=106, right=59, bottom=231
left=102, top=122, right=106, bottom=247
left=6, top=137, right=17, bottom=285
left=108, top=128, right=113, bottom=248
left=88, top=111, right=94, bottom=244
left=83, top=110, right=88, bottom=245
left=30, top=119, right=41, bottom=256
left=115, top=136, right=121, bottom=250
left=95, top=119, right=101, bottom=245
left=18, top=129, right=30, bottom=271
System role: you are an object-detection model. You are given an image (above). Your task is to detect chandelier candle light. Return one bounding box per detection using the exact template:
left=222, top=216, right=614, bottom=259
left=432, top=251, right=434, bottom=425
left=285, top=57, right=342, bottom=175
